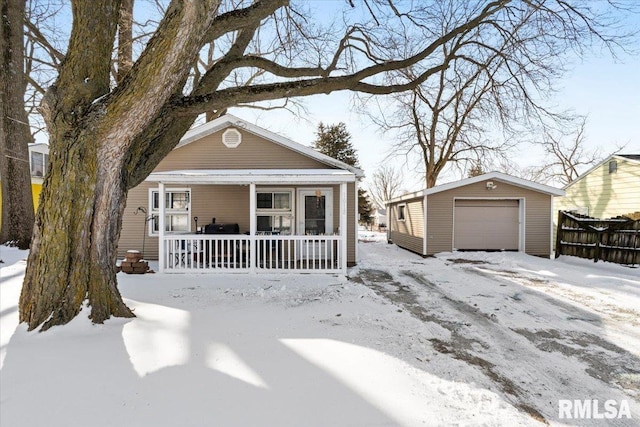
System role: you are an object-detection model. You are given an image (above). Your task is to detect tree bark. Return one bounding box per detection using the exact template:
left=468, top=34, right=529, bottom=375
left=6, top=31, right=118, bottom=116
left=19, top=0, right=219, bottom=331
left=20, top=131, right=134, bottom=330
left=0, top=0, right=35, bottom=249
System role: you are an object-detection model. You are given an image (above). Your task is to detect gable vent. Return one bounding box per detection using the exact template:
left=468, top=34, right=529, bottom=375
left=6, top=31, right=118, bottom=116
left=222, top=128, right=242, bottom=148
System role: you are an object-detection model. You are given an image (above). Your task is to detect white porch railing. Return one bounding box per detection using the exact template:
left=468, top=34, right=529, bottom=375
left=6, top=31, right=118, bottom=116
left=162, top=234, right=343, bottom=273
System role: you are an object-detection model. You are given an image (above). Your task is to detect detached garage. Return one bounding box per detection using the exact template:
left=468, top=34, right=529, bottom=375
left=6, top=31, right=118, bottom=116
left=387, top=172, right=565, bottom=257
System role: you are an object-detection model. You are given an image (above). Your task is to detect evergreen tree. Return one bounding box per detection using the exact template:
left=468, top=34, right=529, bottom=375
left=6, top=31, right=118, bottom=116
left=313, top=122, right=373, bottom=226
left=313, top=122, right=359, bottom=167
left=358, top=188, right=374, bottom=227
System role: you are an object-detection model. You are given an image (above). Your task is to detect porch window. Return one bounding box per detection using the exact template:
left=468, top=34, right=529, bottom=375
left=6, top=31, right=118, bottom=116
left=256, top=190, right=293, bottom=235
left=149, top=188, right=191, bottom=235
left=30, top=151, right=48, bottom=177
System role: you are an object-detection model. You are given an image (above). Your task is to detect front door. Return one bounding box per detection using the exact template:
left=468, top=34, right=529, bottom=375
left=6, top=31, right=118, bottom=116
left=297, top=189, right=333, bottom=260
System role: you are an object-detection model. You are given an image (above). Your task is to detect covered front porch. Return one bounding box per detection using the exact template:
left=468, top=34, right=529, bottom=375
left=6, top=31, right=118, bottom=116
left=146, top=169, right=356, bottom=274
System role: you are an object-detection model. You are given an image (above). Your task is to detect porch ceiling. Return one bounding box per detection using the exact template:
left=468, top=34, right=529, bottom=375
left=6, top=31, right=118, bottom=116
left=145, top=169, right=357, bottom=185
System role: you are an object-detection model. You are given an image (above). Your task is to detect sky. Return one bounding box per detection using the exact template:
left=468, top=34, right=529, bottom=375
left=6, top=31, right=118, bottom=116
left=232, top=51, right=640, bottom=193
left=228, top=1, right=640, bottom=193
left=30, top=1, right=640, bottom=194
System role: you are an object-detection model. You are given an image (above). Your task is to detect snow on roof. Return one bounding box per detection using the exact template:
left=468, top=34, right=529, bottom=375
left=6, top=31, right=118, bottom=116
left=175, top=114, right=365, bottom=178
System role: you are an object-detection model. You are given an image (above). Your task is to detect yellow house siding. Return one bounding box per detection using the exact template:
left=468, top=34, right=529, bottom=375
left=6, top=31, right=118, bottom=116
left=426, top=181, right=552, bottom=256
left=0, top=182, right=43, bottom=228
left=556, top=158, right=640, bottom=219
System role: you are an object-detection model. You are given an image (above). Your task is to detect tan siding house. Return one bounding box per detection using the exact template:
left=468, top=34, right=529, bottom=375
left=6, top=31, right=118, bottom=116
left=119, top=114, right=363, bottom=273
left=555, top=155, right=640, bottom=219
left=387, top=172, right=564, bottom=258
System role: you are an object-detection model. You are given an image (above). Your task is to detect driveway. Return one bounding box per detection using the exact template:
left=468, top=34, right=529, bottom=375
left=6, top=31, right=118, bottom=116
left=351, top=242, right=640, bottom=425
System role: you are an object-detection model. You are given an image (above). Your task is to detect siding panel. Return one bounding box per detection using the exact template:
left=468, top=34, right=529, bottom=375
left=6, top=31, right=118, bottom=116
left=426, top=181, right=552, bottom=256
left=156, top=128, right=330, bottom=171
left=388, top=197, right=425, bottom=254
left=556, top=158, right=640, bottom=219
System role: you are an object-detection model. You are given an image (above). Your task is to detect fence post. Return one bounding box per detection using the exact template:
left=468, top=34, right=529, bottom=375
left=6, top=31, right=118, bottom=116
left=555, top=210, right=564, bottom=259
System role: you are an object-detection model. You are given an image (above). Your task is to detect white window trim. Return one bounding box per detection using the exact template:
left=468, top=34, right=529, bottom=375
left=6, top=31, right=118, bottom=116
left=148, top=187, right=191, bottom=236
left=397, top=203, right=407, bottom=222
left=256, top=187, right=295, bottom=234
left=30, top=151, right=48, bottom=177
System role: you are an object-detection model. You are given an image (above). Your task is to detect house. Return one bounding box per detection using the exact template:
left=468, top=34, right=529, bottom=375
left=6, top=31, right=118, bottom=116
left=386, top=172, right=565, bottom=258
left=0, top=143, right=49, bottom=223
left=118, top=114, right=363, bottom=274
left=555, top=154, right=640, bottom=219
left=371, top=206, right=387, bottom=230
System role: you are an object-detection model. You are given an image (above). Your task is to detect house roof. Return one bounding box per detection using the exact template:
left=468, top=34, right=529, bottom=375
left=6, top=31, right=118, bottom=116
left=175, top=114, right=365, bottom=178
left=563, top=154, right=640, bottom=190
left=146, top=169, right=357, bottom=185
left=618, top=154, right=640, bottom=162
left=388, top=171, right=565, bottom=204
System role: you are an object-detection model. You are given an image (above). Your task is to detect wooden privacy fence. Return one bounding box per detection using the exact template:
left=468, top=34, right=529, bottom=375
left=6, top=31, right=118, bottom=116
left=555, top=211, right=640, bottom=265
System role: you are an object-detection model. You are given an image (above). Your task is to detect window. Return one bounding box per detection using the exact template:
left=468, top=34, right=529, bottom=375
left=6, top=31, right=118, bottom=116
left=609, top=160, right=617, bottom=174
left=397, top=204, right=406, bottom=221
left=30, top=152, right=48, bottom=177
left=256, top=190, right=293, bottom=234
left=149, top=188, right=191, bottom=235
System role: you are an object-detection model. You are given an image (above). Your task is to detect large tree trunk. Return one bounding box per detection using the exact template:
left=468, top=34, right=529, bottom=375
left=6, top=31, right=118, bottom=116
left=18, top=0, right=220, bottom=331
left=20, top=130, right=134, bottom=331
left=0, top=0, right=35, bottom=249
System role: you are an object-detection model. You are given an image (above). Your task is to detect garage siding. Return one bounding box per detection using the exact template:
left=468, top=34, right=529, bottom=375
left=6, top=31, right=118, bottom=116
left=426, top=181, right=552, bottom=257
left=389, top=197, right=425, bottom=254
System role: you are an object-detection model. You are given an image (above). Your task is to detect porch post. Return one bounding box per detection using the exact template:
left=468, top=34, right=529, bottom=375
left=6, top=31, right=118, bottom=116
left=249, top=182, right=256, bottom=273
left=158, top=182, right=166, bottom=273
left=340, top=182, right=348, bottom=273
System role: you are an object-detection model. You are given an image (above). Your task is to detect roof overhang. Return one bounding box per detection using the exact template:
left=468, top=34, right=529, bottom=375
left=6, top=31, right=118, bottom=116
left=387, top=171, right=565, bottom=204
left=146, top=169, right=357, bottom=185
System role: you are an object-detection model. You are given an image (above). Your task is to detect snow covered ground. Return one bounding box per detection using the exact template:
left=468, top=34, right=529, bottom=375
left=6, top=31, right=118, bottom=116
left=1, top=238, right=638, bottom=426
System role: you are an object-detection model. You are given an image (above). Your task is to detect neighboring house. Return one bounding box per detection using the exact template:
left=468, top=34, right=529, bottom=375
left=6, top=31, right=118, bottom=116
left=386, top=172, right=565, bottom=258
left=119, top=114, right=363, bottom=274
left=555, top=154, right=640, bottom=219
left=371, top=206, right=387, bottom=229
left=0, top=143, right=49, bottom=222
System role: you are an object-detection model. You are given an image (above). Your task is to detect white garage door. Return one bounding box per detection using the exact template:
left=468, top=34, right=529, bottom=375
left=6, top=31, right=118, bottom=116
left=454, top=199, right=519, bottom=251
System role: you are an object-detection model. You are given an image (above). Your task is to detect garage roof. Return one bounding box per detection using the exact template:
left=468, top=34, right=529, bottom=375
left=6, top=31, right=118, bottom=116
left=388, top=172, right=565, bottom=204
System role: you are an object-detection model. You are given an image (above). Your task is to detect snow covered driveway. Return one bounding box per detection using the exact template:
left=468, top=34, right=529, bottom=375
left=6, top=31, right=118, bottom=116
left=352, top=240, right=640, bottom=425
left=1, top=242, right=639, bottom=426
